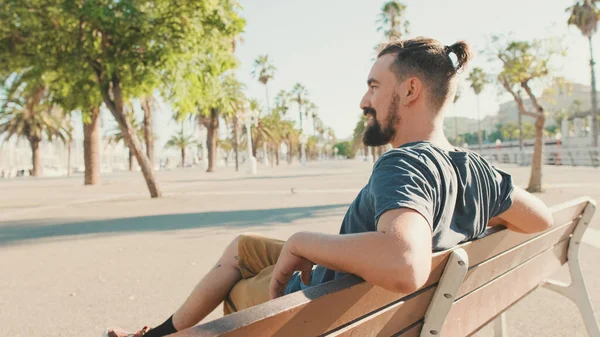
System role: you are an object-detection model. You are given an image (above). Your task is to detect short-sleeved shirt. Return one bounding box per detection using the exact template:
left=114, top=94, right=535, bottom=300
left=285, top=140, right=514, bottom=294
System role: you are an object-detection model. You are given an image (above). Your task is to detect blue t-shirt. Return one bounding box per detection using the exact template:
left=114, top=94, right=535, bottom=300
left=285, top=141, right=514, bottom=294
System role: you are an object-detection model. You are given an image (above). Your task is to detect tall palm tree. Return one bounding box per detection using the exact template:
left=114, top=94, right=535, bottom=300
left=352, top=115, right=369, bottom=158
left=305, top=102, right=319, bottom=133
left=252, top=55, right=276, bottom=112
left=166, top=125, right=198, bottom=168
left=291, top=83, right=309, bottom=130
left=467, top=67, right=489, bottom=152
left=0, top=72, right=68, bottom=176
left=567, top=0, right=600, bottom=146
left=280, top=120, right=300, bottom=164
left=273, top=90, right=292, bottom=118
left=217, top=75, right=246, bottom=172
left=261, top=113, right=284, bottom=166
left=377, top=1, right=410, bottom=40
left=247, top=98, right=264, bottom=157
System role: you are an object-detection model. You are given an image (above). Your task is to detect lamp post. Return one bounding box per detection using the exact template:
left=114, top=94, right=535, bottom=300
left=299, top=133, right=308, bottom=166
left=243, top=106, right=258, bottom=175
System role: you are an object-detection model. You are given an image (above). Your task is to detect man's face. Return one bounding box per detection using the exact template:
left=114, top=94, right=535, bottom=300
left=360, top=54, right=401, bottom=147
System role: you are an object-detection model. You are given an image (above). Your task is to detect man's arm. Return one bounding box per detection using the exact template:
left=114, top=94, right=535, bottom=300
left=270, top=208, right=432, bottom=298
left=488, top=186, right=553, bottom=233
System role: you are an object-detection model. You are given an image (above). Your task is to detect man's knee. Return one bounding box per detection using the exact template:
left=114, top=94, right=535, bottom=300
left=223, top=234, right=260, bottom=269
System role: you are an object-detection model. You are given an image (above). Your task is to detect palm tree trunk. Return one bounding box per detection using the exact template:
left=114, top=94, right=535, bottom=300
left=527, top=115, right=545, bottom=192
left=67, top=139, right=73, bottom=176
left=298, top=103, right=303, bottom=129
left=181, top=148, right=186, bottom=167
left=141, top=96, right=154, bottom=167
left=287, top=140, right=293, bottom=164
left=128, top=149, right=134, bottom=171
left=265, top=85, right=271, bottom=113
left=83, top=106, right=100, bottom=185
left=98, top=73, right=161, bottom=198
left=29, top=137, right=41, bottom=177
left=233, top=115, right=240, bottom=172
left=589, top=35, right=598, bottom=147
left=206, top=108, right=219, bottom=173
left=275, top=145, right=280, bottom=166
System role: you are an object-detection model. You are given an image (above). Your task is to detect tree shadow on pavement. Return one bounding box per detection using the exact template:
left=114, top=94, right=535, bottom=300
left=0, top=204, right=349, bottom=245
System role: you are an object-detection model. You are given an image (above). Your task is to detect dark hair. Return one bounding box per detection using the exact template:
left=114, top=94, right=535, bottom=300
left=377, top=37, right=472, bottom=109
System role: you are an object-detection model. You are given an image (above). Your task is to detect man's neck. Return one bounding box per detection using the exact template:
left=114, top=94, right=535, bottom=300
left=390, top=118, right=454, bottom=151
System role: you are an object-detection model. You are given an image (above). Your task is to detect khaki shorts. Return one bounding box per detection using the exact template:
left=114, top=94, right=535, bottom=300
left=223, top=234, right=285, bottom=315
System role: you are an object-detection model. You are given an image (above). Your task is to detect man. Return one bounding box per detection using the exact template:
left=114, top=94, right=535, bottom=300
left=106, top=37, right=553, bottom=337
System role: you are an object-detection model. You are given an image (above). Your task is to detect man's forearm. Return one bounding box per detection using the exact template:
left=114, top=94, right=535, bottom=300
left=289, top=231, right=427, bottom=293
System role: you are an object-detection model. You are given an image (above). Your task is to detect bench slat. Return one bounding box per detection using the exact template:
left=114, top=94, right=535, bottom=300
left=323, top=288, right=434, bottom=337
left=320, top=220, right=576, bottom=337
left=397, top=322, right=423, bottom=337
left=171, top=199, right=588, bottom=337
left=549, top=196, right=588, bottom=225
left=441, top=240, right=569, bottom=337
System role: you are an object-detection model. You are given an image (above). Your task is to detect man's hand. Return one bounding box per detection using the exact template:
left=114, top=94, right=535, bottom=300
left=269, top=237, right=314, bottom=299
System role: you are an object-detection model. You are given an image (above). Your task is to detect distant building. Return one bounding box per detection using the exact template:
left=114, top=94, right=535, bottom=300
left=496, top=82, right=596, bottom=127
left=443, top=114, right=498, bottom=139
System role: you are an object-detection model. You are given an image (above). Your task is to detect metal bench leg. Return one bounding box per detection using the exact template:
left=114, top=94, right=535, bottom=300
left=543, top=201, right=599, bottom=337
left=420, top=248, right=469, bottom=337
left=494, top=313, right=507, bottom=337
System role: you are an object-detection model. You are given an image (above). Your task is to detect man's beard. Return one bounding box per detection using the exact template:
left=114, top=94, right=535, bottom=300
left=362, top=93, right=400, bottom=147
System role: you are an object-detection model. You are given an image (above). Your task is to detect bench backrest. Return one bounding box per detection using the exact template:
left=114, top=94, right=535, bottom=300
left=172, top=197, right=592, bottom=337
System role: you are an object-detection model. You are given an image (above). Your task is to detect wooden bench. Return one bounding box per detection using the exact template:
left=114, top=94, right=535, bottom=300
left=171, top=197, right=599, bottom=337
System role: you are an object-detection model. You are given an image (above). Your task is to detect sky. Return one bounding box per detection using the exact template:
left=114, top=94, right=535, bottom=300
left=98, top=0, right=596, bottom=146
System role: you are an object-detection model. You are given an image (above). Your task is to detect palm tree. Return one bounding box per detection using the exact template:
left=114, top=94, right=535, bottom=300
left=273, top=90, right=292, bottom=118
left=246, top=98, right=263, bottom=157
left=220, top=76, right=246, bottom=172
left=0, top=72, right=68, bottom=176
left=352, top=115, right=369, bottom=159
left=108, top=106, right=144, bottom=171
left=291, top=83, right=309, bottom=130
left=377, top=1, right=410, bottom=40
left=252, top=55, right=276, bottom=112
left=280, top=121, right=300, bottom=164
left=305, top=102, right=319, bottom=133
left=567, top=0, right=600, bottom=146
left=166, top=126, right=198, bottom=168
left=467, top=67, right=489, bottom=152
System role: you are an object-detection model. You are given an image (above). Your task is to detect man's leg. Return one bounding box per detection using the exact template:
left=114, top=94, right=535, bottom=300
left=171, top=236, right=243, bottom=330
left=106, top=235, right=285, bottom=337
left=106, top=236, right=243, bottom=337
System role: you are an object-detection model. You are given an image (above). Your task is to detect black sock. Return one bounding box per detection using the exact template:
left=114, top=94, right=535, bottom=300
left=145, top=315, right=177, bottom=337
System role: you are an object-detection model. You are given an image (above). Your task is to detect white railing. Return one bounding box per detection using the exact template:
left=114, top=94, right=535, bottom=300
left=480, top=146, right=600, bottom=167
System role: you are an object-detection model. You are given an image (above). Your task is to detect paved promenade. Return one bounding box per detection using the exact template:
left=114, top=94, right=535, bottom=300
left=0, top=160, right=598, bottom=336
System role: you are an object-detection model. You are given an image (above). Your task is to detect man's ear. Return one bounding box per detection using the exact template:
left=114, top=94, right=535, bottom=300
left=404, top=77, right=422, bottom=107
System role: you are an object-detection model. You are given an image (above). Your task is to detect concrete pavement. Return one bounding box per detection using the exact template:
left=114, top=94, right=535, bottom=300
left=0, top=160, right=598, bottom=336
